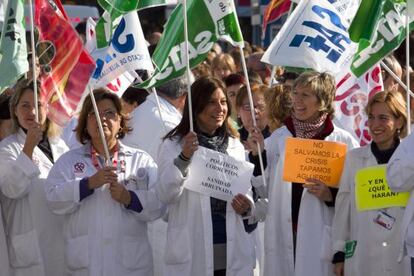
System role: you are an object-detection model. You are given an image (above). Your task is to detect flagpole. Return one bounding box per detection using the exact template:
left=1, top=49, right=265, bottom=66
left=28, top=0, right=39, bottom=122
left=406, top=4, right=411, bottom=134
left=269, top=65, right=277, bottom=87
left=151, top=87, right=168, bottom=133
left=381, top=61, right=414, bottom=98
left=88, top=86, right=111, bottom=163
left=239, top=45, right=267, bottom=189
left=182, top=0, right=194, bottom=132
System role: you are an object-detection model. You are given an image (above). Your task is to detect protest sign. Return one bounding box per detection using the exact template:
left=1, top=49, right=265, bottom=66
left=283, top=137, right=347, bottom=187
left=355, top=165, right=410, bottom=211
left=184, top=146, right=253, bottom=201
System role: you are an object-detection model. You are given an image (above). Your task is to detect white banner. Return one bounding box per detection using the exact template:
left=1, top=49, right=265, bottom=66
left=88, top=12, right=153, bottom=88
left=184, top=147, right=254, bottom=201
left=334, top=61, right=383, bottom=146
left=261, top=0, right=357, bottom=74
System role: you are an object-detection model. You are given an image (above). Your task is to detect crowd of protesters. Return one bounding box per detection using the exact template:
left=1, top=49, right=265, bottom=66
left=0, top=21, right=414, bottom=276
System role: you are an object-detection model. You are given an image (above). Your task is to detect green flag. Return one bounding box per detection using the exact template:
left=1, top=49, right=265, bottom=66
left=348, top=0, right=386, bottom=43
left=0, top=0, right=28, bottom=92
left=351, top=0, right=414, bottom=77
left=137, top=0, right=178, bottom=10
left=97, top=0, right=139, bottom=14
left=138, top=0, right=244, bottom=89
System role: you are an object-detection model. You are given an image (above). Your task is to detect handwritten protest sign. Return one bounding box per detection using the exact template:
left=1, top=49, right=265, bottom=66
left=355, top=165, right=410, bottom=211
left=184, top=146, right=254, bottom=201
left=283, top=137, right=347, bottom=187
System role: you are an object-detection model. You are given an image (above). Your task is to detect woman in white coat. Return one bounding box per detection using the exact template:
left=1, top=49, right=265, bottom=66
left=249, top=71, right=358, bottom=276
left=157, top=76, right=257, bottom=276
left=46, top=89, right=165, bottom=276
left=0, top=80, right=67, bottom=276
left=332, top=91, right=410, bottom=276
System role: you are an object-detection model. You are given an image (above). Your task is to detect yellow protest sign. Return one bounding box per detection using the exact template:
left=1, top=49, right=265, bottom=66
left=355, top=165, right=410, bottom=211
left=283, top=137, right=347, bottom=187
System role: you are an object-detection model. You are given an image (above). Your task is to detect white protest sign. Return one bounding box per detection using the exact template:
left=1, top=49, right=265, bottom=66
left=184, top=146, right=254, bottom=201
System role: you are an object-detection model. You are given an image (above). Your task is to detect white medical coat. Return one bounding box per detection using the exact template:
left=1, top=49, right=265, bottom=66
left=0, top=129, right=67, bottom=276
left=333, top=144, right=410, bottom=276
left=387, top=131, right=414, bottom=261
left=258, top=125, right=358, bottom=276
left=156, top=136, right=256, bottom=276
left=46, top=142, right=165, bottom=276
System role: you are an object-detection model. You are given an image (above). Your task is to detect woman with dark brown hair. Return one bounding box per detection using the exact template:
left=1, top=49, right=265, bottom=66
left=157, top=76, right=257, bottom=276
left=46, top=89, right=165, bottom=275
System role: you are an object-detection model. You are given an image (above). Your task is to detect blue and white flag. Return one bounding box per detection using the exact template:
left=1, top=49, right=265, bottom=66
left=261, top=0, right=357, bottom=74
left=89, top=11, right=153, bottom=88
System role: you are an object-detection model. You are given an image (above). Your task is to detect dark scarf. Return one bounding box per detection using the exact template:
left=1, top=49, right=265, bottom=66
left=196, top=127, right=229, bottom=244
left=197, top=127, right=229, bottom=154
left=371, top=139, right=400, bottom=164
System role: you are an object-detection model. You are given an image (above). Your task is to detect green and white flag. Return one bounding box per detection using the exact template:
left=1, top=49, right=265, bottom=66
left=351, top=0, right=414, bottom=77
left=138, top=0, right=178, bottom=10
left=138, top=0, right=243, bottom=89
left=0, top=0, right=28, bottom=92
left=98, top=0, right=139, bottom=14
left=96, top=0, right=139, bottom=48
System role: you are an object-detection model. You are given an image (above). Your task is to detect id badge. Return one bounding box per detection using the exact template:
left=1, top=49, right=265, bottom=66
left=374, top=211, right=395, bottom=230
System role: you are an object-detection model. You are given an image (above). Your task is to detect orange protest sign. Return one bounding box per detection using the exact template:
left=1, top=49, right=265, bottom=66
left=283, top=137, right=348, bottom=187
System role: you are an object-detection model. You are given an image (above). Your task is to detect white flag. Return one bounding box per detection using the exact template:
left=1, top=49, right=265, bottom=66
left=261, top=0, right=357, bottom=74
left=89, top=12, right=153, bottom=88
left=334, top=61, right=384, bottom=146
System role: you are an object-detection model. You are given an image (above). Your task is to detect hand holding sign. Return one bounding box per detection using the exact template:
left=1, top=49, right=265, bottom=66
left=303, top=178, right=333, bottom=202
left=231, top=194, right=252, bottom=215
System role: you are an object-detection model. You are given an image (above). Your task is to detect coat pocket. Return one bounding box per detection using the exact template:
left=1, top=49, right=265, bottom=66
left=65, top=235, right=89, bottom=270
left=165, top=227, right=191, bottom=264
left=320, top=225, right=333, bottom=261
left=121, top=236, right=152, bottom=269
left=8, top=229, right=42, bottom=268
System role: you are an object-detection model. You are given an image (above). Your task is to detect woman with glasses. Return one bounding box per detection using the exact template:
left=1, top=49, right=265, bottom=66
left=46, top=89, right=165, bottom=275
left=248, top=71, right=358, bottom=276
left=0, top=80, right=67, bottom=275
left=157, top=76, right=256, bottom=276
left=235, top=84, right=271, bottom=151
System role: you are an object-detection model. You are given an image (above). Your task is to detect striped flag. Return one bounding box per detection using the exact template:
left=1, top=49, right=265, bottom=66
left=262, top=0, right=291, bottom=39
left=35, top=0, right=95, bottom=126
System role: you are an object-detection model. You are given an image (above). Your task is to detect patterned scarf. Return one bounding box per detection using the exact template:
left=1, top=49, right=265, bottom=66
left=292, top=112, right=329, bottom=139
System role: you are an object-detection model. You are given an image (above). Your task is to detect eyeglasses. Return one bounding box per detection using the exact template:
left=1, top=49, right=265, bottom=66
left=241, top=102, right=266, bottom=112
left=88, top=110, right=118, bottom=120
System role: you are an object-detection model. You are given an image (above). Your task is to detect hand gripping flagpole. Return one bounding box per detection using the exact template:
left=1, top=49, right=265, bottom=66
left=88, top=86, right=111, bottom=164
left=406, top=4, right=411, bottom=134
left=239, top=45, right=267, bottom=189
left=28, top=0, right=39, bottom=122
left=182, top=0, right=194, bottom=132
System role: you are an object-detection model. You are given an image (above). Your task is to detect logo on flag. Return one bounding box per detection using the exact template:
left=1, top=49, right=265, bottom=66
left=261, top=0, right=356, bottom=74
